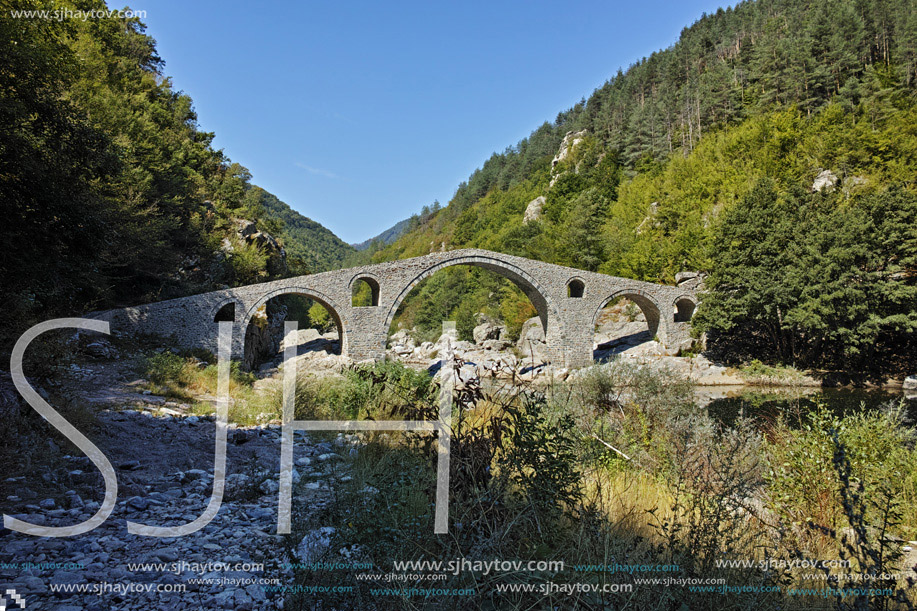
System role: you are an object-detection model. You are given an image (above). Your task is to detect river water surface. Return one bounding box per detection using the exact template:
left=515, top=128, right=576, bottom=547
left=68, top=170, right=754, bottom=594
left=703, top=386, right=917, bottom=428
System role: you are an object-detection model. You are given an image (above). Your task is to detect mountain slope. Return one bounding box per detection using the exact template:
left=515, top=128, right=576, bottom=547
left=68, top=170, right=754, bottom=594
left=352, top=217, right=412, bottom=251
left=372, top=0, right=917, bottom=373
left=377, top=0, right=917, bottom=271
left=255, top=187, right=354, bottom=272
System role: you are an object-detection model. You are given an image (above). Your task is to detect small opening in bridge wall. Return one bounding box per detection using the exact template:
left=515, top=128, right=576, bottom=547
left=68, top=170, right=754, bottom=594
left=567, top=279, right=585, bottom=298
left=674, top=298, right=695, bottom=322
left=214, top=302, right=235, bottom=322
left=352, top=277, right=380, bottom=307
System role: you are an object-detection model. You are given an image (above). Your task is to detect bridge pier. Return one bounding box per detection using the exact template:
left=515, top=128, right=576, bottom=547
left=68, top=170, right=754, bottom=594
left=342, top=306, right=388, bottom=363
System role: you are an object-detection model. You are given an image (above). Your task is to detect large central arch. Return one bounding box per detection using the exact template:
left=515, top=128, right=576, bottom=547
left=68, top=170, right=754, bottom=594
left=384, top=254, right=562, bottom=344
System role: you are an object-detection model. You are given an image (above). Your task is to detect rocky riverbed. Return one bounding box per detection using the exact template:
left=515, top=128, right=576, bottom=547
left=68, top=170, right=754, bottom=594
left=3, top=305, right=912, bottom=610
left=0, top=351, right=355, bottom=610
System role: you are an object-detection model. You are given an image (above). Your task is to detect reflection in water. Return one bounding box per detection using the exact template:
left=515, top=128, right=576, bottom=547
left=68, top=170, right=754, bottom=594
left=705, top=387, right=917, bottom=428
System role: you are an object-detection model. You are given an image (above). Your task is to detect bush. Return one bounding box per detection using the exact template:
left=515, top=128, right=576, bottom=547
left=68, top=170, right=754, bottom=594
left=145, top=352, right=189, bottom=386
left=766, top=402, right=917, bottom=541
left=227, top=238, right=268, bottom=284
left=571, top=360, right=695, bottom=470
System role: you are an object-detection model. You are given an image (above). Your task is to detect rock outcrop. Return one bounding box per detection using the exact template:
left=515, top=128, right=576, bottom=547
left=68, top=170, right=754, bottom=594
left=549, top=130, right=589, bottom=187
left=812, top=169, right=838, bottom=192
left=523, top=196, right=545, bottom=224
left=675, top=271, right=705, bottom=291
left=243, top=301, right=288, bottom=370
left=551, top=130, right=588, bottom=170
left=473, top=320, right=505, bottom=344
left=223, top=218, right=287, bottom=276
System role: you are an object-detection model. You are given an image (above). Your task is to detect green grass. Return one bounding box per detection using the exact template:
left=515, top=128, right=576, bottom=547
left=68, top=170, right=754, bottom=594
left=142, top=351, right=278, bottom=425
left=736, top=359, right=810, bottom=386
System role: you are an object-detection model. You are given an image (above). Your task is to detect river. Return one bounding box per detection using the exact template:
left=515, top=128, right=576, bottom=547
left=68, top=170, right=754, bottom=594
left=701, top=386, right=917, bottom=428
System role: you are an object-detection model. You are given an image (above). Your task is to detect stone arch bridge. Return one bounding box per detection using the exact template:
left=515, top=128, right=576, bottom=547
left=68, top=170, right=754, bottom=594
left=95, top=249, right=697, bottom=368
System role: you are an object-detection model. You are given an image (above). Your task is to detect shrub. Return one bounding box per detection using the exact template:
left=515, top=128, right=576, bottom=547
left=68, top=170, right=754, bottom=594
left=227, top=238, right=268, bottom=284
left=572, top=360, right=695, bottom=471
left=766, top=402, right=917, bottom=541
left=145, top=352, right=189, bottom=386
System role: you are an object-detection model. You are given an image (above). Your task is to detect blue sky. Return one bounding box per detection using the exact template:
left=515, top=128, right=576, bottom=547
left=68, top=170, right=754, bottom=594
left=130, top=0, right=734, bottom=244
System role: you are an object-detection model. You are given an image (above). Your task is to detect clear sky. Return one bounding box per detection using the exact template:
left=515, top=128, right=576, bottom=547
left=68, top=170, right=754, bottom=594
left=127, top=0, right=734, bottom=244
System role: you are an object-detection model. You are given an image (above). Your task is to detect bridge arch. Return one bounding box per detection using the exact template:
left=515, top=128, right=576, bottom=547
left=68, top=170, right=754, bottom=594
left=567, top=276, right=586, bottom=298
left=349, top=272, right=381, bottom=307
left=211, top=299, right=242, bottom=323
left=592, top=289, right=663, bottom=343
left=383, top=254, right=562, bottom=340
left=242, top=287, right=348, bottom=366
left=673, top=294, right=697, bottom=323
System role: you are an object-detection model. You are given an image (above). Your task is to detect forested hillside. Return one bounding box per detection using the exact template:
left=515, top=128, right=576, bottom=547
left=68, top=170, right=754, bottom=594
left=256, top=188, right=353, bottom=273
left=0, top=0, right=352, bottom=348
left=370, top=0, right=917, bottom=374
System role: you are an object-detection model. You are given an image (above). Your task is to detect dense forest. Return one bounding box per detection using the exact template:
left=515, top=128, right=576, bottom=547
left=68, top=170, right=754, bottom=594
left=368, top=0, right=917, bottom=375
left=0, top=0, right=352, bottom=349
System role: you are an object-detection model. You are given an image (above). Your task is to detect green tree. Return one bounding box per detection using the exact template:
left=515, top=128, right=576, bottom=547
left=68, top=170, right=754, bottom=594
left=694, top=180, right=808, bottom=363
left=556, top=189, right=609, bottom=272
left=697, top=181, right=917, bottom=373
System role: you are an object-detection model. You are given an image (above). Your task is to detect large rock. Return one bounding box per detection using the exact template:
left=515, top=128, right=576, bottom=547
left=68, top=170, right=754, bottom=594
left=389, top=329, right=416, bottom=350
left=551, top=130, right=588, bottom=170
left=594, top=321, right=650, bottom=349
left=473, top=322, right=504, bottom=344
left=435, top=327, right=459, bottom=347
left=243, top=302, right=288, bottom=370
left=412, top=342, right=437, bottom=360
left=516, top=316, right=545, bottom=344
left=675, top=271, right=704, bottom=291
left=516, top=317, right=551, bottom=361
left=812, top=169, right=838, bottom=192
left=481, top=339, right=511, bottom=352
left=282, top=327, right=322, bottom=349
left=235, top=218, right=259, bottom=238
left=904, top=375, right=917, bottom=390
left=392, top=344, right=413, bottom=356
left=523, top=196, right=546, bottom=224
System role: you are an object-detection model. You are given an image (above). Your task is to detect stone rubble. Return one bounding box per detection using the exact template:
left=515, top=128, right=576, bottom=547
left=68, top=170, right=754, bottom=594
left=0, top=404, right=360, bottom=610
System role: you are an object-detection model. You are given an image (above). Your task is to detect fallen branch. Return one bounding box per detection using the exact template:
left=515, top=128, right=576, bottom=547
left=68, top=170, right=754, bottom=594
left=591, top=433, right=631, bottom=461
